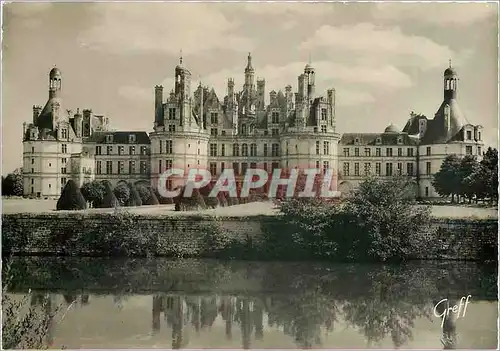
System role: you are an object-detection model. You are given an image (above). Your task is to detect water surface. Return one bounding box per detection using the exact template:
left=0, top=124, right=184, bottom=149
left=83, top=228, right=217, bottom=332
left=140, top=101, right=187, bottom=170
left=4, top=257, right=497, bottom=349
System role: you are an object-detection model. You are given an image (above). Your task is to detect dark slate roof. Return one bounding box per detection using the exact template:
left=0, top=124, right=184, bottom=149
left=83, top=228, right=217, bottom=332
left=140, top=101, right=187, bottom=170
left=35, top=97, right=63, bottom=130
left=339, top=132, right=418, bottom=146
left=86, top=131, right=151, bottom=144
left=420, top=99, right=467, bottom=145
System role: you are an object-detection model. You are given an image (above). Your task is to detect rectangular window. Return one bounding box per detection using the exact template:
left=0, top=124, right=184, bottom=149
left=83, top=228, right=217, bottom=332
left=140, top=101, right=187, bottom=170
left=169, top=108, right=175, bottom=120
left=478, top=146, right=482, bottom=156
left=271, top=112, right=279, bottom=124
left=141, top=146, right=148, bottom=155
left=321, top=108, right=327, bottom=121
left=343, top=148, right=349, bottom=157
left=466, top=130, right=472, bottom=140
left=209, top=143, right=217, bottom=157
left=106, top=161, right=112, bottom=174
left=61, top=129, right=68, bottom=139
left=209, top=162, right=217, bottom=175
left=397, top=162, right=402, bottom=175
left=211, top=128, right=218, bottom=136
left=233, top=144, right=239, bottom=157
left=159, top=160, right=162, bottom=174
left=426, top=147, right=431, bottom=156
left=128, top=134, right=136, bottom=143
left=250, top=143, right=257, bottom=157
left=386, top=148, right=393, bottom=157
left=323, top=161, right=329, bottom=174
left=118, top=161, right=124, bottom=174
left=221, top=144, right=226, bottom=156
left=96, top=161, right=102, bottom=175
left=376, top=148, right=381, bottom=157
left=61, top=167, right=67, bottom=174
left=118, top=146, right=124, bottom=155
left=407, top=148, right=413, bottom=157
left=323, top=141, right=329, bottom=155
left=321, top=125, right=327, bottom=133
left=272, top=128, right=279, bottom=136
left=375, top=162, right=381, bottom=176
left=165, top=160, right=172, bottom=170
left=166, top=140, right=173, bottom=154
left=406, top=163, right=414, bottom=176
left=107, top=145, right=113, bottom=155
left=354, top=163, right=360, bottom=176
left=386, top=163, right=393, bottom=176
left=241, top=162, right=248, bottom=175
left=221, top=162, right=225, bottom=172
left=31, top=158, right=34, bottom=164
left=61, top=177, right=67, bottom=186
left=129, top=146, right=135, bottom=155
left=316, top=141, right=321, bottom=155
left=96, top=146, right=102, bottom=155
left=271, top=143, right=280, bottom=157
left=140, top=161, right=147, bottom=174
left=397, top=148, right=402, bottom=157
left=127, top=161, right=134, bottom=174
left=364, top=148, right=371, bottom=157
left=210, top=112, right=218, bottom=124
left=426, top=162, right=431, bottom=175
left=343, top=162, right=349, bottom=176
left=169, top=125, right=175, bottom=132
left=159, top=140, right=163, bottom=154
left=250, top=162, right=257, bottom=169
left=242, top=144, right=249, bottom=157
left=61, top=144, right=67, bottom=153
left=233, top=162, right=239, bottom=176
left=316, top=160, right=320, bottom=170
left=263, top=144, right=268, bottom=157
left=354, top=148, right=359, bottom=157
left=466, top=145, right=473, bottom=155
left=364, top=163, right=371, bottom=175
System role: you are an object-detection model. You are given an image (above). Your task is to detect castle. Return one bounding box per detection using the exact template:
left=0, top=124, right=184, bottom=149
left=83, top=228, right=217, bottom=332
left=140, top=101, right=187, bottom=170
left=22, top=54, right=484, bottom=199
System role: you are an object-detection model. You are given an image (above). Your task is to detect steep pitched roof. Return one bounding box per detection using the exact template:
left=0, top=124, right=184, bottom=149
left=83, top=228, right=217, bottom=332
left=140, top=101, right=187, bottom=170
left=421, top=99, right=468, bottom=144
left=86, top=131, right=151, bottom=144
left=339, top=132, right=418, bottom=146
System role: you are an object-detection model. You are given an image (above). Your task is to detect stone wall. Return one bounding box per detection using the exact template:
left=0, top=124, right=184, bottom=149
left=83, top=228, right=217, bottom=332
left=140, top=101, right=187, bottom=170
left=1, top=212, right=497, bottom=261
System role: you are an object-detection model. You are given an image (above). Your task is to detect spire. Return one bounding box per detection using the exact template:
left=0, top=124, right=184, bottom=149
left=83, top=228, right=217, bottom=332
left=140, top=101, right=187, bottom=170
left=448, top=58, right=452, bottom=68
left=245, top=52, right=254, bottom=72
left=180, top=49, right=183, bottom=65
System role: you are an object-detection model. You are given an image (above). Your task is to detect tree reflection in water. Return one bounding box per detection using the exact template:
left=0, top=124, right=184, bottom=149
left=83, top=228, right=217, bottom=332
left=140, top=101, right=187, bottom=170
left=4, top=258, right=497, bottom=349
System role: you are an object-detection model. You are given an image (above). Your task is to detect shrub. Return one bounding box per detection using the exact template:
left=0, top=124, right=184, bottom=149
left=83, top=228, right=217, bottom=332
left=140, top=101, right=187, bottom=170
left=200, top=181, right=219, bottom=209
left=56, top=180, right=87, bottom=211
left=274, top=176, right=432, bottom=262
left=173, top=182, right=207, bottom=211
left=2, top=169, right=23, bottom=196
left=113, top=183, right=131, bottom=206
left=148, top=187, right=160, bottom=205
left=154, top=188, right=174, bottom=204
left=126, top=183, right=143, bottom=207
left=101, top=181, right=120, bottom=208
left=136, top=184, right=152, bottom=204
left=81, top=180, right=106, bottom=208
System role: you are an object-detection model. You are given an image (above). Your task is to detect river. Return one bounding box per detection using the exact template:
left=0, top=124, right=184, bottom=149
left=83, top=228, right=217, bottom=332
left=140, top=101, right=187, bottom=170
left=3, top=257, right=497, bottom=349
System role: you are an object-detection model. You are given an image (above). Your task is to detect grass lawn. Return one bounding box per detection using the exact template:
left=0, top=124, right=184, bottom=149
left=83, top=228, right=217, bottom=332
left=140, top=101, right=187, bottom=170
left=2, top=197, right=498, bottom=219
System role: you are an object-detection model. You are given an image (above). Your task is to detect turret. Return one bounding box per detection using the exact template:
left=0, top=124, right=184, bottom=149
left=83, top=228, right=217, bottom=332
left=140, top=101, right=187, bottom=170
left=327, top=88, right=336, bottom=122
left=304, top=63, right=315, bottom=101
left=228, top=78, right=235, bottom=97
left=444, top=59, right=458, bottom=101
left=32, top=105, right=42, bottom=124
left=74, top=108, right=82, bottom=138
left=82, top=109, right=92, bottom=137
left=49, top=66, right=62, bottom=99
left=257, top=79, right=265, bottom=109
left=244, top=52, right=255, bottom=88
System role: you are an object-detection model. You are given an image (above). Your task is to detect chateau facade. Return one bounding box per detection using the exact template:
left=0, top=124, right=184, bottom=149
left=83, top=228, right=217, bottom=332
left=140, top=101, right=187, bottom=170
left=22, top=55, right=483, bottom=199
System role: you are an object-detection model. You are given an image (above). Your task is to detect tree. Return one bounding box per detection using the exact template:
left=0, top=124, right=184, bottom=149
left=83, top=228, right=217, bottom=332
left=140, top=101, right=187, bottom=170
left=463, top=163, right=489, bottom=203
left=80, top=180, right=106, bottom=208
left=56, top=180, right=87, bottom=211
left=113, top=183, right=130, bottom=206
left=432, top=155, right=461, bottom=202
left=458, top=155, right=478, bottom=203
left=173, top=182, right=206, bottom=211
left=481, top=147, right=498, bottom=202
left=101, top=181, right=120, bottom=208
left=126, top=183, right=143, bottom=207
left=2, top=169, right=23, bottom=196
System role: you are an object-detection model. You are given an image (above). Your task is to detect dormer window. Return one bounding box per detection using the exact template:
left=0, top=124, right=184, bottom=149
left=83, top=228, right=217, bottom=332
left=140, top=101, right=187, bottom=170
left=354, top=138, right=360, bottom=145
left=466, top=130, right=472, bottom=140
left=129, top=134, right=136, bottom=143
left=397, top=137, right=403, bottom=144
left=61, top=129, right=68, bottom=139
left=106, top=134, right=113, bottom=143
left=376, top=137, right=382, bottom=145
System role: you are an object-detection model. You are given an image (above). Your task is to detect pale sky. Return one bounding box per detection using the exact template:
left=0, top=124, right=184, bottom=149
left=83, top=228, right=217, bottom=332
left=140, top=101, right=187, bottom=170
left=2, top=1, right=498, bottom=174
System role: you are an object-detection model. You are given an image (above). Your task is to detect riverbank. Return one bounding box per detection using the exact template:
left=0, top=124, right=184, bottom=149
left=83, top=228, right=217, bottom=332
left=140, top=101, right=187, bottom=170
left=2, top=205, right=497, bottom=261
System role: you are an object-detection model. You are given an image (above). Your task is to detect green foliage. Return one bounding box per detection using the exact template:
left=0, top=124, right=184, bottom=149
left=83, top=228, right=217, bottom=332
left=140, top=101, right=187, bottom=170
left=80, top=180, right=106, bottom=208
left=126, top=183, right=143, bottom=207
left=174, top=182, right=207, bottom=211
left=101, top=181, right=120, bottom=208
left=2, top=169, right=23, bottom=196
left=2, top=257, right=59, bottom=349
left=432, top=154, right=461, bottom=200
left=56, top=180, right=87, bottom=211
left=274, top=176, right=432, bottom=262
left=113, top=183, right=131, bottom=206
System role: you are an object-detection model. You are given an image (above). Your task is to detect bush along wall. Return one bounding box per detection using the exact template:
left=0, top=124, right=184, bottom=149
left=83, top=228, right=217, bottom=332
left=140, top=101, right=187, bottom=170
left=1, top=211, right=497, bottom=262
